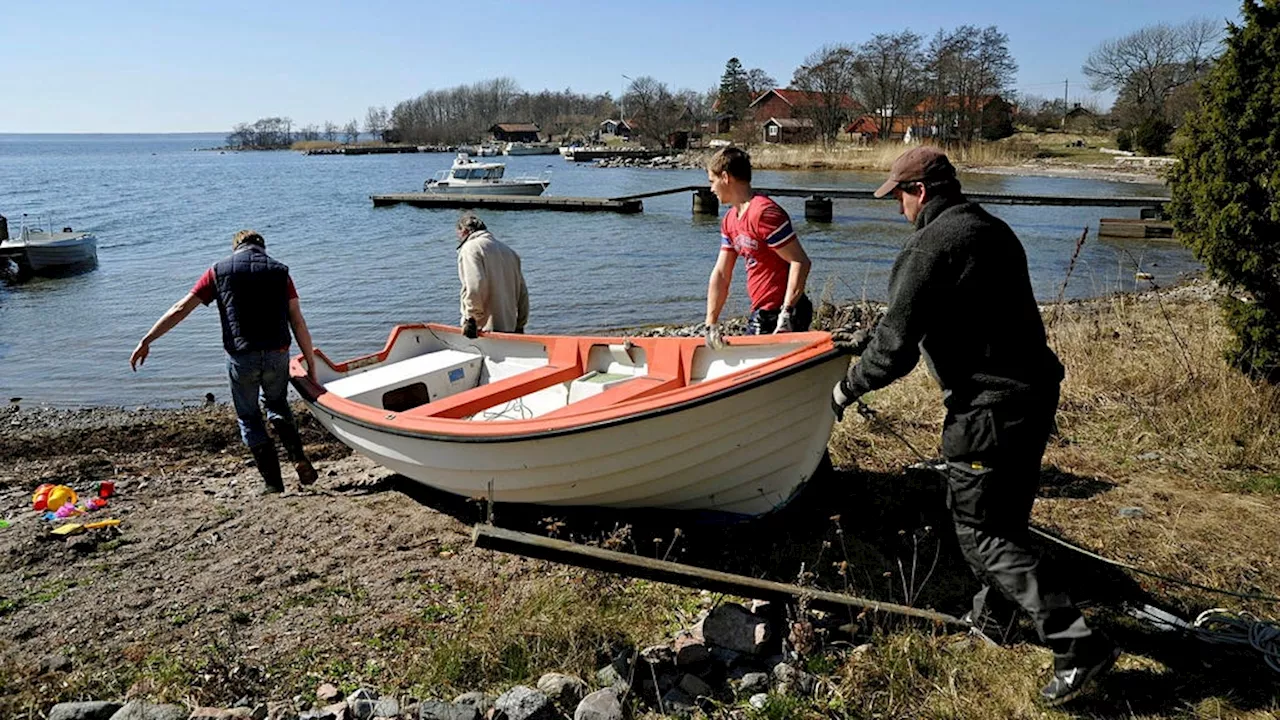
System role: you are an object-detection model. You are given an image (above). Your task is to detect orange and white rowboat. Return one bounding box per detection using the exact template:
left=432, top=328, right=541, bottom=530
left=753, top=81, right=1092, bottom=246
left=290, top=324, right=847, bottom=517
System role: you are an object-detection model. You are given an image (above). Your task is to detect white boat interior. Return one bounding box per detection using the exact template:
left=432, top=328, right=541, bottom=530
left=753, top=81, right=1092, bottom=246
left=316, top=328, right=799, bottom=421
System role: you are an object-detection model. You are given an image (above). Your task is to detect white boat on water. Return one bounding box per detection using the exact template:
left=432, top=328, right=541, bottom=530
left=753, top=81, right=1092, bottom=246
left=0, top=214, right=98, bottom=277
left=290, top=326, right=846, bottom=518
left=423, top=154, right=551, bottom=196
left=503, top=142, right=558, bottom=156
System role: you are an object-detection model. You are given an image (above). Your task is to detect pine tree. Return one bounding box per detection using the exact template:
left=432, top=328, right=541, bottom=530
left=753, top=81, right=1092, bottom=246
left=718, top=58, right=750, bottom=122
left=1168, top=1, right=1280, bottom=381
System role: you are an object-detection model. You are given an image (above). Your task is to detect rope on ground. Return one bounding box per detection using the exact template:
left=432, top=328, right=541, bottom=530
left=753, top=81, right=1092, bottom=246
left=1190, top=608, right=1280, bottom=673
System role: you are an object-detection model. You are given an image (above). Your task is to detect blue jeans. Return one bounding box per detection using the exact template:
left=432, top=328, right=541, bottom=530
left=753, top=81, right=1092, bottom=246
left=226, top=349, right=295, bottom=448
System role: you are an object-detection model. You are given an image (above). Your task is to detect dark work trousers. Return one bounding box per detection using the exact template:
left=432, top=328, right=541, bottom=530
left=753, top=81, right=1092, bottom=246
left=942, top=388, right=1103, bottom=671
left=747, top=294, right=813, bottom=334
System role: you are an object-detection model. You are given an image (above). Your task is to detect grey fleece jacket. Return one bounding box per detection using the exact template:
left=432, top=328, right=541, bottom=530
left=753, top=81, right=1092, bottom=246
left=457, top=229, right=529, bottom=332
left=845, top=194, right=1064, bottom=409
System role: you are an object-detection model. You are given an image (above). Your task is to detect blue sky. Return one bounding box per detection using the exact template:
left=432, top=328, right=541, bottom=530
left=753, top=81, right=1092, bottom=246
left=4, top=0, right=1244, bottom=133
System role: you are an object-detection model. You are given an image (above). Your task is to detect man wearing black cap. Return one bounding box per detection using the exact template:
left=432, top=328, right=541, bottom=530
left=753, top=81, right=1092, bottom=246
left=831, top=146, right=1118, bottom=706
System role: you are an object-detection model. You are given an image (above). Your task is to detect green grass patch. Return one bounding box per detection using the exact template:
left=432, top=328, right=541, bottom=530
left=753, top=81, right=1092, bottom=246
left=1241, top=473, right=1280, bottom=495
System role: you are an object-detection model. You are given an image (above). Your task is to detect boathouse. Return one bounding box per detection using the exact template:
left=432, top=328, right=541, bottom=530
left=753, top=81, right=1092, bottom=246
left=490, top=123, right=541, bottom=143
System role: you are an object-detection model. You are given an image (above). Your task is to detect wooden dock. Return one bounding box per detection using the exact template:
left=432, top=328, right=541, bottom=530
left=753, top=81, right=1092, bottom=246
left=1098, top=217, right=1175, bottom=239
left=564, top=149, right=669, bottom=162
left=611, top=184, right=1171, bottom=209
left=370, top=193, right=644, bottom=214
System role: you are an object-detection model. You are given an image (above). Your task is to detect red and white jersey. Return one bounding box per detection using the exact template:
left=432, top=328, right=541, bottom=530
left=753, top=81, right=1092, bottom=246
left=720, top=195, right=797, bottom=311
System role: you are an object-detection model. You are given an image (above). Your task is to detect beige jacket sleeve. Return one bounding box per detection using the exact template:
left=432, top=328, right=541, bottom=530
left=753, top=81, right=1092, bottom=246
left=457, top=243, right=489, bottom=325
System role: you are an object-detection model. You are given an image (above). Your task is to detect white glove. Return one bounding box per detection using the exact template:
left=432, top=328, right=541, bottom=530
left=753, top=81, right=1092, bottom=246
left=704, top=323, right=725, bottom=350
left=773, top=307, right=794, bottom=334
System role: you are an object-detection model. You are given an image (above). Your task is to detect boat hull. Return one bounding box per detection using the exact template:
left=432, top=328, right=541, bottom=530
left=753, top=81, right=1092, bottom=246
left=299, top=344, right=846, bottom=517
left=425, top=182, right=548, bottom=196
left=0, top=232, right=98, bottom=274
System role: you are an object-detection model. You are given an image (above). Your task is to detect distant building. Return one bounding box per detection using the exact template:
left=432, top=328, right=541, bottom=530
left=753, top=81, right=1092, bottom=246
left=490, top=123, right=541, bottom=143
left=1063, top=104, right=1098, bottom=132
left=845, top=114, right=914, bottom=142
left=761, top=117, right=816, bottom=144
left=749, top=88, right=861, bottom=123
left=599, top=119, right=633, bottom=139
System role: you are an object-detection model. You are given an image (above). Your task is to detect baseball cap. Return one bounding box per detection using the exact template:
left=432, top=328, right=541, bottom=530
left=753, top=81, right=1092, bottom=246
left=874, top=146, right=957, bottom=198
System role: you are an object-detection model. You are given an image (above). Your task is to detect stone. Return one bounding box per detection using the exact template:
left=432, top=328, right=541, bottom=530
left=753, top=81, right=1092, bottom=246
left=108, top=701, right=187, bottom=720
left=347, top=689, right=378, bottom=720
left=419, top=700, right=480, bottom=720
left=492, top=686, right=555, bottom=720
left=39, top=653, right=72, bottom=673
left=748, top=694, right=769, bottom=710
left=572, top=689, right=622, bottom=720
left=450, top=693, right=493, bottom=714
left=320, top=702, right=349, bottom=720
left=672, top=633, right=710, bottom=668
left=316, top=683, right=343, bottom=703
left=658, top=687, right=695, bottom=716
left=371, top=698, right=398, bottom=719
left=677, top=674, right=714, bottom=699
left=266, top=702, right=298, bottom=720
left=639, top=644, right=674, bottom=664
left=708, top=646, right=745, bottom=670
left=734, top=672, right=770, bottom=695
left=771, top=662, right=816, bottom=697
left=48, top=702, right=124, bottom=720
left=535, top=673, right=586, bottom=708
left=1118, top=506, right=1145, bottom=518
left=700, top=603, right=772, bottom=655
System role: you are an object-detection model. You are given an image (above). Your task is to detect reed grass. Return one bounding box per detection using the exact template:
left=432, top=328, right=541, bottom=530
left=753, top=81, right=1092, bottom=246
left=745, top=141, right=1036, bottom=171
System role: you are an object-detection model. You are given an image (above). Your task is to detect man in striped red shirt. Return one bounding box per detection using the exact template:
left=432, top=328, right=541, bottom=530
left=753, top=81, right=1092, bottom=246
left=703, top=147, right=812, bottom=349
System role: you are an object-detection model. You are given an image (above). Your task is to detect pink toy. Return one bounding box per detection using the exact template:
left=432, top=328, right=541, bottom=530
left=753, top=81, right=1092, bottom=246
left=54, top=503, right=82, bottom=519
left=85, top=497, right=108, bottom=511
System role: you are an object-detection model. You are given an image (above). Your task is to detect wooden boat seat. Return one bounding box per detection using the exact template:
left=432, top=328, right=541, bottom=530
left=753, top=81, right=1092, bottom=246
left=538, top=374, right=684, bottom=420
left=399, top=340, right=584, bottom=420
left=401, top=363, right=581, bottom=419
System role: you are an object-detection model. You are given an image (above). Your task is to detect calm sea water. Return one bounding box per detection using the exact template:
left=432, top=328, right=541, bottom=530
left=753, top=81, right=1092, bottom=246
left=0, top=133, right=1193, bottom=407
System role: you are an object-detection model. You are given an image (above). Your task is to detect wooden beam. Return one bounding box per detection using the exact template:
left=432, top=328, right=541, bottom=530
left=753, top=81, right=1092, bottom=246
left=472, top=524, right=966, bottom=628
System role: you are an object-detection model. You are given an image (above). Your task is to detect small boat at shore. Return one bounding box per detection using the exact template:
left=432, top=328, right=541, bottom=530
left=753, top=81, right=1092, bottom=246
left=290, top=325, right=846, bottom=517
left=423, top=154, right=551, bottom=196
left=503, top=142, right=558, bottom=156
left=0, top=214, right=98, bottom=277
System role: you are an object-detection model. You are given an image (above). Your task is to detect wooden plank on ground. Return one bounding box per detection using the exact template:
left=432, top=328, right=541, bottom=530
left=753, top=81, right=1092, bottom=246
left=472, top=523, right=966, bottom=628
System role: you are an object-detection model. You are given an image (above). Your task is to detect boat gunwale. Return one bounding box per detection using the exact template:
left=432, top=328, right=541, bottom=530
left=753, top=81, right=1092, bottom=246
left=289, top=324, right=842, bottom=444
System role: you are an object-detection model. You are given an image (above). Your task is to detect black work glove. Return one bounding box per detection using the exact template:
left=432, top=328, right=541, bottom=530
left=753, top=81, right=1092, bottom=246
left=831, top=328, right=872, bottom=355
left=831, top=379, right=860, bottom=421
left=462, top=317, right=478, bottom=339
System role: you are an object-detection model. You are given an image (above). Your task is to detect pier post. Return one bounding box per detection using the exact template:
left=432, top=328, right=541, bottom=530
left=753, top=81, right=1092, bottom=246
left=0, top=214, right=7, bottom=242
left=804, top=196, right=833, bottom=222
left=692, top=188, right=719, bottom=215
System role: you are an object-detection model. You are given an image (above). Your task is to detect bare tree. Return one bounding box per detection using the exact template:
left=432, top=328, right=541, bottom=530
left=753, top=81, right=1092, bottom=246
left=791, top=44, right=860, bottom=145
left=923, top=26, right=1017, bottom=142
left=624, top=76, right=684, bottom=146
left=343, top=119, right=360, bottom=145
left=1083, top=18, right=1222, bottom=124
left=364, top=106, right=390, bottom=141
left=322, top=121, right=338, bottom=143
left=744, top=67, right=776, bottom=99
left=854, top=30, right=923, bottom=140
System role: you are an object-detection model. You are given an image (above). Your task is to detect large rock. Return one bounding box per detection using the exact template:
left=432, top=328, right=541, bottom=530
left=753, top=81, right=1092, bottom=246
left=108, top=701, right=187, bottom=720
left=419, top=700, right=480, bottom=720
left=535, top=673, right=586, bottom=708
left=676, top=674, right=713, bottom=700
left=699, top=603, right=772, bottom=655
left=371, top=697, right=398, bottom=718
left=346, top=689, right=378, bottom=720
left=48, top=702, right=124, bottom=720
left=572, top=689, right=621, bottom=720
left=492, top=686, right=555, bottom=720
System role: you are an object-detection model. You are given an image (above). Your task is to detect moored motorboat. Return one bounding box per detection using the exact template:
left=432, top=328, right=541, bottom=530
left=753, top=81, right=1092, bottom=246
left=290, top=326, right=846, bottom=517
left=423, top=153, right=551, bottom=196
left=503, top=142, right=558, bottom=156
left=0, top=214, right=98, bottom=277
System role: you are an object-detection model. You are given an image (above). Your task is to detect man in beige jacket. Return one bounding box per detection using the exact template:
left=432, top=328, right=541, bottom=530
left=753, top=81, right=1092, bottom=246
left=455, top=212, right=529, bottom=338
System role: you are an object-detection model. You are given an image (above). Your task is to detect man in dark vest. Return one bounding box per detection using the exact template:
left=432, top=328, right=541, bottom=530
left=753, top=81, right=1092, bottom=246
left=830, top=147, right=1118, bottom=706
left=130, top=229, right=318, bottom=494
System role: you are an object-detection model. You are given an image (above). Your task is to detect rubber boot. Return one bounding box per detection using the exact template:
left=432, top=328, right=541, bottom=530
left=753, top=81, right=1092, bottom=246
left=271, top=419, right=317, bottom=486
left=249, top=441, right=285, bottom=495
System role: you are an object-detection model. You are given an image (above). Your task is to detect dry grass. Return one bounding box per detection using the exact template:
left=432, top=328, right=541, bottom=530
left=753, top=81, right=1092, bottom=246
left=745, top=140, right=1038, bottom=172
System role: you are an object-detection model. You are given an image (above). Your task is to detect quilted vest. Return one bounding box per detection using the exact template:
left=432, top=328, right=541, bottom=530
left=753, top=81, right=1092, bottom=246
left=212, top=245, right=292, bottom=354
